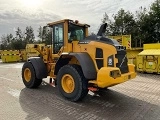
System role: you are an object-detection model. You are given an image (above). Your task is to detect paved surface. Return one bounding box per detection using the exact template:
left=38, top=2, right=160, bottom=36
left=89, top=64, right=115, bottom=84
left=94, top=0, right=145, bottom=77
left=0, top=61, right=160, bottom=120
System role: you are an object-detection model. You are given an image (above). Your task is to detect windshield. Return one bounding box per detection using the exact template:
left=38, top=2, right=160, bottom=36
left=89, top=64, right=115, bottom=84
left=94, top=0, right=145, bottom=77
left=68, top=23, right=85, bottom=42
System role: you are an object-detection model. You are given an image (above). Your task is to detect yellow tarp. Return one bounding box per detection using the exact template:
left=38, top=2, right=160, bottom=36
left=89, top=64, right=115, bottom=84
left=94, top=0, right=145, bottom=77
left=138, top=49, right=160, bottom=55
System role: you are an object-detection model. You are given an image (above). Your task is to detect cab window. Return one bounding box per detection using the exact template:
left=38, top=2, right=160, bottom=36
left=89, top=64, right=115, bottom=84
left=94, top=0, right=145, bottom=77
left=53, top=24, right=64, bottom=54
left=68, top=23, right=85, bottom=42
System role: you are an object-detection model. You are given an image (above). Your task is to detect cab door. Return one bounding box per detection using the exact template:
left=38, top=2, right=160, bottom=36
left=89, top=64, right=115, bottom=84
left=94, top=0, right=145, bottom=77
left=53, top=23, right=64, bottom=54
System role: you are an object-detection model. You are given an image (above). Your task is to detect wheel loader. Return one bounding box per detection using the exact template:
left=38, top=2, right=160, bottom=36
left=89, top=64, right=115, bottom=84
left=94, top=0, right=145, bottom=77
left=22, top=19, right=136, bottom=101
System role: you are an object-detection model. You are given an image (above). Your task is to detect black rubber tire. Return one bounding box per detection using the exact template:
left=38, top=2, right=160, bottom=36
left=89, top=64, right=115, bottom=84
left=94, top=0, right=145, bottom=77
left=22, top=62, right=42, bottom=88
left=57, top=64, right=88, bottom=102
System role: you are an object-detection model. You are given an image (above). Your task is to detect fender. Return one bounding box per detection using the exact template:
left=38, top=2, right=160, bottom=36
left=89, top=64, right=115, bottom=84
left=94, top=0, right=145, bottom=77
left=28, top=57, right=48, bottom=79
left=54, top=53, right=97, bottom=80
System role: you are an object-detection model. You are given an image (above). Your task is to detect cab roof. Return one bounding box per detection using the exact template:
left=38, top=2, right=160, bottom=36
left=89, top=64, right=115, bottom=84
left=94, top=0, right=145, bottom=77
left=47, top=19, right=90, bottom=27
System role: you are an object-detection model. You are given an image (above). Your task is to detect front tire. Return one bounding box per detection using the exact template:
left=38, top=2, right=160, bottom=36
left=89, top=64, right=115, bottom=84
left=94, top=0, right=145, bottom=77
left=22, top=62, right=42, bottom=88
left=57, top=64, right=88, bottom=102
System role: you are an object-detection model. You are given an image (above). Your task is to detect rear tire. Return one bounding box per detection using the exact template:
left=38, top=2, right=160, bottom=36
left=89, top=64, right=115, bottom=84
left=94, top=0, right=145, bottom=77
left=22, top=62, right=42, bottom=88
left=57, top=64, right=88, bottom=102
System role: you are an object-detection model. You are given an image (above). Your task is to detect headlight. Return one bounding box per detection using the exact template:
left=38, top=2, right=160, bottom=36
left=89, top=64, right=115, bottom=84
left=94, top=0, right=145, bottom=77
left=110, top=70, right=121, bottom=79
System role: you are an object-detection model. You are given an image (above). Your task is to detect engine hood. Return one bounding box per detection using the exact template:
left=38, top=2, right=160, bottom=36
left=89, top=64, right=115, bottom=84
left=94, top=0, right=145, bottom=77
left=78, top=35, right=120, bottom=46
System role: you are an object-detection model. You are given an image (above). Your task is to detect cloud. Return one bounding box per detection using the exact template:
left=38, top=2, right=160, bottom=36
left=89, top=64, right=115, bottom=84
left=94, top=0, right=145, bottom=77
left=0, top=0, right=155, bottom=39
left=0, top=8, right=62, bottom=38
left=0, top=9, right=61, bottom=24
left=44, top=0, right=154, bottom=33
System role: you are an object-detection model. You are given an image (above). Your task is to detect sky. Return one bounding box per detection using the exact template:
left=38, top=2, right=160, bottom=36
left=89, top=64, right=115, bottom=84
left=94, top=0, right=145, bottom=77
left=0, top=0, right=155, bottom=40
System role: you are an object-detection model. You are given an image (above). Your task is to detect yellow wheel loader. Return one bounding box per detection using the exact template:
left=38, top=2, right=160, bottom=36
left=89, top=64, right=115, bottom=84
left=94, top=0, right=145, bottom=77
left=21, top=19, right=136, bottom=101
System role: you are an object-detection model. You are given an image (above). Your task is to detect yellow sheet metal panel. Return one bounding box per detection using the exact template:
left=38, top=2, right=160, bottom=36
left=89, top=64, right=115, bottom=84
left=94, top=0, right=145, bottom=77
left=126, top=48, right=143, bottom=59
left=136, top=55, right=143, bottom=72
left=137, top=54, right=160, bottom=74
left=137, top=44, right=160, bottom=73
left=158, top=57, right=160, bottom=73
left=143, top=55, right=158, bottom=73
left=26, top=44, right=45, bottom=58
left=109, top=36, right=122, bottom=44
left=1, top=50, right=21, bottom=63
left=122, top=35, right=131, bottom=49
left=144, top=43, right=160, bottom=50
left=20, top=49, right=27, bottom=61
left=0, top=50, right=2, bottom=59
left=128, top=58, right=136, bottom=65
left=126, top=48, right=143, bottom=66
left=138, top=49, right=160, bottom=55
left=26, top=44, right=45, bottom=52
left=108, top=35, right=131, bottom=49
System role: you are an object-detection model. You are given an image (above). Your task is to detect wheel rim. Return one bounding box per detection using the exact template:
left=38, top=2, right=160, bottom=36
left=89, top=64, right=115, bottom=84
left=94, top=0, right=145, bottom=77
left=61, top=74, right=75, bottom=93
left=24, top=68, right=31, bottom=82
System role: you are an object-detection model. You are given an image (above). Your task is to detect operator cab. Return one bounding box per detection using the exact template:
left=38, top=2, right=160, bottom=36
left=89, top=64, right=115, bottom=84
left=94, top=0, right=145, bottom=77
left=47, top=19, right=89, bottom=54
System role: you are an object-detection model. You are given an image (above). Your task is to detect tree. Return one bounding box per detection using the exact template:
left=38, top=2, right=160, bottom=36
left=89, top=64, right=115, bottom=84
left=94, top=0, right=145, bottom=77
left=24, top=26, right=35, bottom=44
left=0, top=26, right=37, bottom=50
left=108, top=9, right=137, bottom=47
left=13, top=27, right=24, bottom=49
left=102, top=12, right=110, bottom=24
left=44, top=27, right=52, bottom=45
left=0, top=34, right=16, bottom=50
left=0, top=35, right=7, bottom=50
left=37, top=26, right=43, bottom=42
left=134, top=0, right=160, bottom=44
left=149, top=0, right=160, bottom=43
left=110, top=9, right=136, bottom=35
left=38, top=26, right=52, bottom=45
left=42, top=27, right=53, bottom=45
left=101, top=12, right=112, bottom=36
left=15, top=27, right=23, bottom=40
left=133, top=7, right=149, bottom=46
left=7, top=34, right=14, bottom=49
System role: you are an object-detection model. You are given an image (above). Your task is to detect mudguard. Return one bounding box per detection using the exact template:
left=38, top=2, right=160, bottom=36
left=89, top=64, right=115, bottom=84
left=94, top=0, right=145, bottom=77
left=28, top=57, right=48, bottom=79
left=54, top=53, right=97, bottom=80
